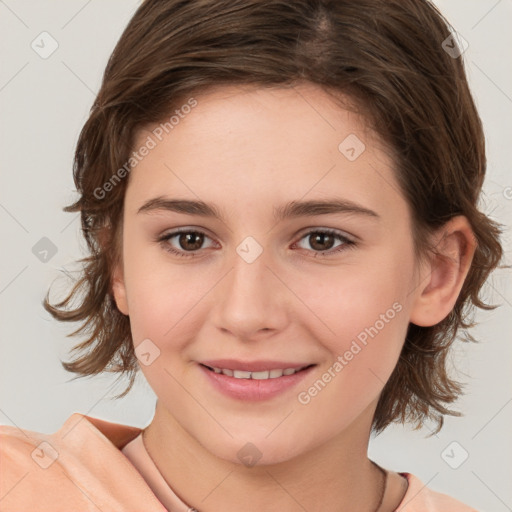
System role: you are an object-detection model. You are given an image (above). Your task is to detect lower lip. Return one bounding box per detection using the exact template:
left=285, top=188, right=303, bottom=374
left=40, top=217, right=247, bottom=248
left=199, top=364, right=315, bottom=401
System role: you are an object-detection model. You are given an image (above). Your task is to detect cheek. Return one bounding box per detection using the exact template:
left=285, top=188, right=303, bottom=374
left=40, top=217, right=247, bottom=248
left=293, top=249, right=414, bottom=344
left=291, top=247, right=414, bottom=398
left=293, top=268, right=410, bottom=435
left=121, top=236, right=217, bottom=347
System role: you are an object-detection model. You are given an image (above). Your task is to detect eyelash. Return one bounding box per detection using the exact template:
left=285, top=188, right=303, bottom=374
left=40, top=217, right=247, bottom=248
left=157, top=228, right=356, bottom=259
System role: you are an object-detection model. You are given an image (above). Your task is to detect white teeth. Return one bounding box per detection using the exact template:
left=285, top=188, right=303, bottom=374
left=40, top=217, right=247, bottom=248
left=209, top=366, right=307, bottom=379
left=251, top=370, right=270, bottom=380
left=233, top=370, right=251, bottom=379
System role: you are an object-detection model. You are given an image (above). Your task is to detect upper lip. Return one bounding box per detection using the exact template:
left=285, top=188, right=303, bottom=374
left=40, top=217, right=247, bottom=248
left=200, top=359, right=315, bottom=372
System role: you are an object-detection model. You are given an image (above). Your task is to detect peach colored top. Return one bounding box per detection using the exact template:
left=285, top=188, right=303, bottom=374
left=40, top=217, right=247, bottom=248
left=0, top=412, right=478, bottom=511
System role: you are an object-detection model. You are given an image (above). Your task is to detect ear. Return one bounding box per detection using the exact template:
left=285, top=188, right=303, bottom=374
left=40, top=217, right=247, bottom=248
left=409, top=216, right=477, bottom=327
left=111, top=262, right=129, bottom=316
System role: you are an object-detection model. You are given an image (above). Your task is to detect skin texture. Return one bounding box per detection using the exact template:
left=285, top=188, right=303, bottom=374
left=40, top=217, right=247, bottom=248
left=112, top=83, right=476, bottom=511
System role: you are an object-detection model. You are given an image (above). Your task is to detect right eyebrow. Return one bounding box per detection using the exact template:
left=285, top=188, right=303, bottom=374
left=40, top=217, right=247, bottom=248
left=138, top=197, right=224, bottom=219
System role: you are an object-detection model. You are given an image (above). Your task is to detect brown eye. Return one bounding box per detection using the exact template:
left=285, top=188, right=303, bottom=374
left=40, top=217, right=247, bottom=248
left=177, top=232, right=204, bottom=251
left=308, top=232, right=336, bottom=251
left=158, top=229, right=215, bottom=258
left=295, top=228, right=356, bottom=256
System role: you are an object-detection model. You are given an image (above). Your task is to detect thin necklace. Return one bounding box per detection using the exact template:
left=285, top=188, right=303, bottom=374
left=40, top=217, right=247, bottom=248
left=142, top=430, right=388, bottom=512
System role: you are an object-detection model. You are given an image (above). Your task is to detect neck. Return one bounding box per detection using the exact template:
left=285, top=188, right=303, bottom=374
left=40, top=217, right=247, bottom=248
left=143, top=399, right=387, bottom=512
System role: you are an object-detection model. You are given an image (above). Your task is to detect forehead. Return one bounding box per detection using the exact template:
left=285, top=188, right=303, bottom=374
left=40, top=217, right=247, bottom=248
left=126, top=83, right=407, bottom=224
left=137, top=82, right=378, bottom=151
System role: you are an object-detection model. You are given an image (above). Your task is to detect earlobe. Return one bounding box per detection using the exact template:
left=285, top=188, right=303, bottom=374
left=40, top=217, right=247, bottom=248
left=111, top=264, right=129, bottom=316
left=409, top=216, right=476, bottom=327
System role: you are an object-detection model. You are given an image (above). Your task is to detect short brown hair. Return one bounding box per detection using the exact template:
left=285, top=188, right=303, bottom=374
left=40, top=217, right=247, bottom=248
left=45, top=0, right=504, bottom=435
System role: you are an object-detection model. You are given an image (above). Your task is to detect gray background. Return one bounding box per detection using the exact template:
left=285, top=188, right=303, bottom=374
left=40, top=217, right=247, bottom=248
left=1, top=1, right=511, bottom=510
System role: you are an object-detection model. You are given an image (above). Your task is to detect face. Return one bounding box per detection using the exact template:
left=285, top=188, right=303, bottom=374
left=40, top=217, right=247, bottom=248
left=113, top=83, right=425, bottom=465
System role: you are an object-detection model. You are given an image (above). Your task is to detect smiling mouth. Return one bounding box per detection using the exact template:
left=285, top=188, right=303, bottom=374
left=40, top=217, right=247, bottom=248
left=200, top=364, right=315, bottom=380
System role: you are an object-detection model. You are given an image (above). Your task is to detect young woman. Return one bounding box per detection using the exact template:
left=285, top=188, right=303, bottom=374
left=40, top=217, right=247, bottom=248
left=0, top=1, right=503, bottom=510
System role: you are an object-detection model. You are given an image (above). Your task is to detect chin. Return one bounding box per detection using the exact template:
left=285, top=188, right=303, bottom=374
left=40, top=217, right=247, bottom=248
left=196, top=427, right=315, bottom=468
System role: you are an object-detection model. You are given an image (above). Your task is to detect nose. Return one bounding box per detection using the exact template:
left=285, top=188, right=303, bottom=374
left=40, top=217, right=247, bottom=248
left=212, top=245, right=290, bottom=342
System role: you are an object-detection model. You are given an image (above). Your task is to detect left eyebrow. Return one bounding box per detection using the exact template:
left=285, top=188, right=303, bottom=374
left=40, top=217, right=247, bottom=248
left=137, top=196, right=380, bottom=222
left=273, top=198, right=380, bottom=222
